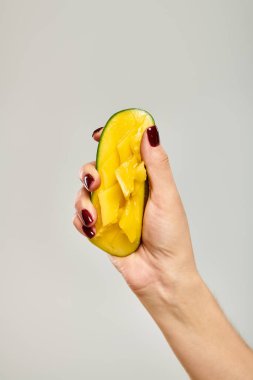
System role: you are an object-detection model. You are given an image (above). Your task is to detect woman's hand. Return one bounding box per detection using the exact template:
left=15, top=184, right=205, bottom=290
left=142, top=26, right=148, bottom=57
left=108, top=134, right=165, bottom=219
left=73, top=126, right=198, bottom=298
left=73, top=126, right=253, bottom=380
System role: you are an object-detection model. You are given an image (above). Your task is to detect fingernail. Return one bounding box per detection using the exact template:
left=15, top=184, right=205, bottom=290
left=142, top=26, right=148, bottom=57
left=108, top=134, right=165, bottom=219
left=82, top=225, right=95, bottom=239
left=147, top=125, right=160, bottom=147
left=84, top=174, right=94, bottom=190
left=92, top=127, right=103, bottom=137
left=81, top=209, right=93, bottom=225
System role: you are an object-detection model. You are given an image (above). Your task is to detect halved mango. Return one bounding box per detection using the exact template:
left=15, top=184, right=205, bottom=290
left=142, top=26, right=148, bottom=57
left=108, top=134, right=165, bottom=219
left=91, top=108, right=155, bottom=256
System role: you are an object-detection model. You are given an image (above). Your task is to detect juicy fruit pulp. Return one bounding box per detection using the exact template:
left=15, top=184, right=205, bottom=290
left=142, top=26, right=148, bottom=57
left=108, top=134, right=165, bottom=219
left=91, top=108, right=155, bottom=256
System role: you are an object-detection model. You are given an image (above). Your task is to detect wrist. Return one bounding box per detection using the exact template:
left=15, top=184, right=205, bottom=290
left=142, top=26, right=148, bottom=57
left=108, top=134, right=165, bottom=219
left=135, top=263, right=206, bottom=323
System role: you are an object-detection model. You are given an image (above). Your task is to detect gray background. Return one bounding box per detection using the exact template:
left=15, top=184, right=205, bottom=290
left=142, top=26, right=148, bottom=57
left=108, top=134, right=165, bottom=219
left=0, top=0, right=252, bottom=379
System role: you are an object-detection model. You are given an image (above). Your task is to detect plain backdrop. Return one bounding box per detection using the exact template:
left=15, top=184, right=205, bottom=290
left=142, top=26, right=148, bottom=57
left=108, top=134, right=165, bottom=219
left=0, top=0, right=253, bottom=379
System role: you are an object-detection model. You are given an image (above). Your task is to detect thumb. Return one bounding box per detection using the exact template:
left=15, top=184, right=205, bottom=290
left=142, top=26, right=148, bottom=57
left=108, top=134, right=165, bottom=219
left=140, top=126, right=175, bottom=199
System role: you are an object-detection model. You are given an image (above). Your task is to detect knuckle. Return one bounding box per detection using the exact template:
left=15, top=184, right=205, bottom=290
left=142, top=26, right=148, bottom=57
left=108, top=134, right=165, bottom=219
left=74, top=199, right=79, bottom=210
left=79, top=164, right=94, bottom=181
left=72, top=214, right=77, bottom=226
left=74, top=191, right=82, bottom=210
left=160, top=151, right=169, bottom=166
left=79, top=167, right=85, bottom=181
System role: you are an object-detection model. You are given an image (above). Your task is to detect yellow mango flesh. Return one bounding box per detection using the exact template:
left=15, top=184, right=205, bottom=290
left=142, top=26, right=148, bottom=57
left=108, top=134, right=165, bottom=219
left=98, top=183, right=124, bottom=226
left=91, top=108, right=155, bottom=256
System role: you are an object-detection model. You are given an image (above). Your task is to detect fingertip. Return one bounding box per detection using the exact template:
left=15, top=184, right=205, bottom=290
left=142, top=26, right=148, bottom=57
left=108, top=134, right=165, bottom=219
left=140, top=126, right=164, bottom=166
left=92, top=134, right=100, bottom=142
left=92, top=127, right=104, bottom=142
left=141, top=126, right=160, bottom=153
left=82, top=224, right=96, bottom=239
left=81, top=208, right=97, bottom=227
left=146, top=125, right=160, bottom=147
left=79, top=163, right=101, bottom=192
left=72, top=212, right=96, bottom=239
left=83, top=173, right=95, bottom=191
left=84, top=174, right=101, bottom=192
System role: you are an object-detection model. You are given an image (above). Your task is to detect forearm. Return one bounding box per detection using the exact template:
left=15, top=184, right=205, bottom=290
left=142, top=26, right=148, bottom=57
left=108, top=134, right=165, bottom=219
left=136, top=270, right=253, bottom=380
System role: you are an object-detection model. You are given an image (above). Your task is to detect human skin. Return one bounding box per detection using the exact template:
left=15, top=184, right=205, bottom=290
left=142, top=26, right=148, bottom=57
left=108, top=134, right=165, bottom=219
left=73, top=126, right=253, bottom=380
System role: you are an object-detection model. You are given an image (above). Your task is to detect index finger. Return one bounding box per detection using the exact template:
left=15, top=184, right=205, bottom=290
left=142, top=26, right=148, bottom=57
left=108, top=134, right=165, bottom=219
left=92, top=127, right=104, bottom=142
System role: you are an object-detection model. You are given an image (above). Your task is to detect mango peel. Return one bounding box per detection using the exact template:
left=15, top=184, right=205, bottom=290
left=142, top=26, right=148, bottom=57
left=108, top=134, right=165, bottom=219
left=91, top=108, right=155, bottom=256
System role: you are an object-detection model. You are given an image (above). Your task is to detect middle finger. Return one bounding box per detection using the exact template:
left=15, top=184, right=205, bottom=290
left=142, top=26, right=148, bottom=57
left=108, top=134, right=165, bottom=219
left=75, top=187, right=97, bottom=227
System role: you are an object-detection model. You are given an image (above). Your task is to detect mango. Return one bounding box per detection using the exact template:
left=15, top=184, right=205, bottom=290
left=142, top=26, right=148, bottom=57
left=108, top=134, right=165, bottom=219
left=91, top=108, right=155, bottom=256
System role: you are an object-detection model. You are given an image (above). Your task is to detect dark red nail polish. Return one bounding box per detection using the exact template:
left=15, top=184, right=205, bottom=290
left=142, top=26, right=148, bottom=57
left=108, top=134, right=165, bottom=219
left=84, top=174, right=94, bottom=190
left=82, top=225, right=95, bottom=239
left=92, top=127, right=103, bottom=137
left=147, top=125, right=160, bottom=147
left=81, top=209, right=93, bottom=225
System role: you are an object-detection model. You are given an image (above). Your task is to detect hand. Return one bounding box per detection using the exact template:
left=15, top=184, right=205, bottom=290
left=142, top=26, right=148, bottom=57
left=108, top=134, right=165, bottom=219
left=73, top=125, right=198, bottom=297
left=73, top=126, right=253, bottom=380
